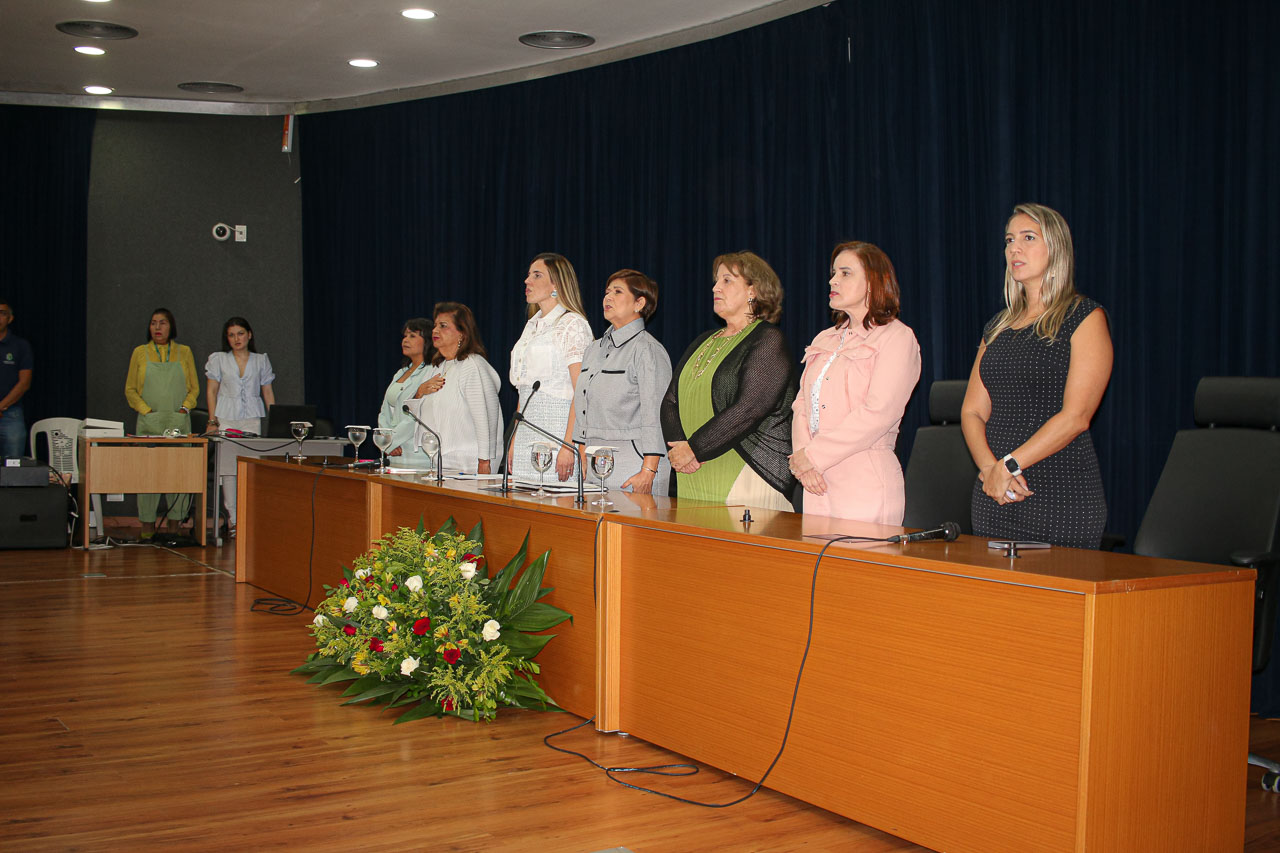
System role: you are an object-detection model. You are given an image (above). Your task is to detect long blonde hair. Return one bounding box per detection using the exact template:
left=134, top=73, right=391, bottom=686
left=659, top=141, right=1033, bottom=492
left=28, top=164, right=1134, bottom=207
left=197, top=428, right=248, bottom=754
left=527, top=253, right=589, bottom=320
left=984, top=203, right=1081, bottom=344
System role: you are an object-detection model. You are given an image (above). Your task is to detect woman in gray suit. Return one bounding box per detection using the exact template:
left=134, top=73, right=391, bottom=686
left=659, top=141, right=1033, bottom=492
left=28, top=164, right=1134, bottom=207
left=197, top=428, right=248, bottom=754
left=571, top=269, right=672, bottom=494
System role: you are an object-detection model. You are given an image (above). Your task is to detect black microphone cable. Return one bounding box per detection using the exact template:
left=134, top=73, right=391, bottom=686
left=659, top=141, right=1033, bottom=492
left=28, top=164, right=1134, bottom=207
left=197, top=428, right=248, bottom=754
left=544, top=532, right=891, bottom=807
left=250, top=465, right=321, bottom=615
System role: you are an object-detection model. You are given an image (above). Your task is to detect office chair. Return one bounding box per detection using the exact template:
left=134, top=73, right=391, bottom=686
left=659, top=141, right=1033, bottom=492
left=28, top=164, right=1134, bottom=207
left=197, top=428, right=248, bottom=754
left=902, top=380, right=978, bottom=533
left=1131, top=377, right=1280, bottom=789
left=29, top=417, right=105, bottom=540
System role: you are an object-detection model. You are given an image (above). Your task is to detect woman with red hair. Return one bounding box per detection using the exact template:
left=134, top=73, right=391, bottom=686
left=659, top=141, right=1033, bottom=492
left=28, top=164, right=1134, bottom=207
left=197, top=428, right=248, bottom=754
left=789, top=242, right=921, bottom=523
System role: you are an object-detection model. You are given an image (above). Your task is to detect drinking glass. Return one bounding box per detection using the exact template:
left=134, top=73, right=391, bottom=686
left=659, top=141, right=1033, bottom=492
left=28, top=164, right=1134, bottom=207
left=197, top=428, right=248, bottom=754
left=290, top=421, right=311, bottom=461
left=530, top=442, right=554, bottom=498
left=419, top=432, right=440, bottom=475
left=371, top=427, right=394, bottom=472
left=590, top=448, right=615, bottom=507
left=346, top=425, right=368, bottom=461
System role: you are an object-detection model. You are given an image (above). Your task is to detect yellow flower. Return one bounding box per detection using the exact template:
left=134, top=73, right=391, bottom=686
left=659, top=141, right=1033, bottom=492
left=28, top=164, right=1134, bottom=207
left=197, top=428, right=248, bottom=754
left=378, top=594, right=390, bottom=606
left=447, top=548, right=457, bottom=558
left=388, top=621, right=398, bottom=632
left=458, top=638, right=470, bottom=648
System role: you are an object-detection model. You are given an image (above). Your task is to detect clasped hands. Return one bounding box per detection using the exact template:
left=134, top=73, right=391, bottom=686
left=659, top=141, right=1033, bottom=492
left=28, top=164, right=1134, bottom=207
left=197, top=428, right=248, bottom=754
left=979, top=460, right=1033, bottom=505
left=789, top=448, right=827, bottom=495
left=666, top=440, right=701, bottom=474
left=415, top=375, right=445, bottom=397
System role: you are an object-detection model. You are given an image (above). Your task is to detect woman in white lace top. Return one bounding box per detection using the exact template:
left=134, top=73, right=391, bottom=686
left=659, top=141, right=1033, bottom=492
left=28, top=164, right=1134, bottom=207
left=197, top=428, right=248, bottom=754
left=508, top=253, right=593, bottom=482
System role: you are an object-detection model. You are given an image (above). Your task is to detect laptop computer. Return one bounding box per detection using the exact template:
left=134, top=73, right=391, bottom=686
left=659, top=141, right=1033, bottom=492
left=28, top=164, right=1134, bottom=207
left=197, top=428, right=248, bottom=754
left=264, top=404, right=318, bottom=438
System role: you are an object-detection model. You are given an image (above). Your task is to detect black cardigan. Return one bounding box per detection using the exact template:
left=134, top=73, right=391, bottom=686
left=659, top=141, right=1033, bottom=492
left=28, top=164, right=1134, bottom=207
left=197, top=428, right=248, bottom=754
left=660, top=321, right=798, bottom=498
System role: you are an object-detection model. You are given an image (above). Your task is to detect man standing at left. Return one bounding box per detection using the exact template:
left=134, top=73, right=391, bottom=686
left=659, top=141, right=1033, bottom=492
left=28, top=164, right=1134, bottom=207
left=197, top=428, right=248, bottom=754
left=0, top=298, right=34, bottom=458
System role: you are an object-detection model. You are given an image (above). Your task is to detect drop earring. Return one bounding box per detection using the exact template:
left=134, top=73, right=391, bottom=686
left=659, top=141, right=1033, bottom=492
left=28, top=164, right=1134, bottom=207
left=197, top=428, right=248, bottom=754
left=551, top=288, right=559, bottom=300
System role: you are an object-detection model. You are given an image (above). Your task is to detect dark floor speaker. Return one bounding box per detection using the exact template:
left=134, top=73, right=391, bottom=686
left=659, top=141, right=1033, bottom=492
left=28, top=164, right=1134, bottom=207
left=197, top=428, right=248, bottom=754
left=0, top=484, right=69, bottom=549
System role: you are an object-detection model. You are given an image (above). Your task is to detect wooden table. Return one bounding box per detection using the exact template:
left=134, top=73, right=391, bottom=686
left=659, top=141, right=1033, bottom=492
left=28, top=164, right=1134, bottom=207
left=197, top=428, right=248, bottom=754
left=77, top=436, right=208, bottom=547
left=236, top=458, right=1252, bottom=852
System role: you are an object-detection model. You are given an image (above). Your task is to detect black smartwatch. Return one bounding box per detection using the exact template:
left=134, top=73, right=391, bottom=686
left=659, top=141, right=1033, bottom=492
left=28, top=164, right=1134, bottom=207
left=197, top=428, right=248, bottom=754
left=1001, top=454, right=1022, bottom=477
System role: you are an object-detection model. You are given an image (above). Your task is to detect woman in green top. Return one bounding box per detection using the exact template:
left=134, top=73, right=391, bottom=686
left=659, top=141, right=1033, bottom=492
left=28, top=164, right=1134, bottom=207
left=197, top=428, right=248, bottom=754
left=660, top=252, right=797, bottom=509
left=124, top=308, right=200, bottom=538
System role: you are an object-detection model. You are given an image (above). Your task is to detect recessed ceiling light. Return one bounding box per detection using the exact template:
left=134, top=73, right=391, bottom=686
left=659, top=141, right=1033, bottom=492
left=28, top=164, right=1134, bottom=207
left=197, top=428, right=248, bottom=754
left=518, top=31, right=595, bottom=50
left=401, top=9, right=436, bottom=20
left=74, top=46, right=106, bottom=55
left=348, top=58, right=378, bottom=68
left=83, top=0, right=112, bottom=3
left=84, top=85, right=113, bottom=95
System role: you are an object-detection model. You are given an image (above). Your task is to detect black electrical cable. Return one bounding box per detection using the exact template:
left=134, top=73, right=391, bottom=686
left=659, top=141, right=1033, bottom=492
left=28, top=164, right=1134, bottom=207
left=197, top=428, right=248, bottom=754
left=545, top=532, right=891, bottom=807
left=250, top=466, right=321, bottom=615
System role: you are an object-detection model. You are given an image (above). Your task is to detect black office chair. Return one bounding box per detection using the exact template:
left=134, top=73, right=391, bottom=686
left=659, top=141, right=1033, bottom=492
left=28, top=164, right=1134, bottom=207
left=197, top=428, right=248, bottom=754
left=1131, top=377, right=1280, bottom=789
left=189, top=407, right=210, bottom=434
left=902, top=380, right=978, bottom=533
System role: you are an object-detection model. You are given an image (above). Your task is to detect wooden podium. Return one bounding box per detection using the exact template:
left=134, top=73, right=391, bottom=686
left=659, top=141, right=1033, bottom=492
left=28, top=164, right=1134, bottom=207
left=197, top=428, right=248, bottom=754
left=78, top=436, right=208, bottom=547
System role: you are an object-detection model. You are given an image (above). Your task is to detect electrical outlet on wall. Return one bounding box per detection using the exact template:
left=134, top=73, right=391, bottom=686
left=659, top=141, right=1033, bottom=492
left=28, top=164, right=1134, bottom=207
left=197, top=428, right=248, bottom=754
left=234, top=225, right=247, bottom=242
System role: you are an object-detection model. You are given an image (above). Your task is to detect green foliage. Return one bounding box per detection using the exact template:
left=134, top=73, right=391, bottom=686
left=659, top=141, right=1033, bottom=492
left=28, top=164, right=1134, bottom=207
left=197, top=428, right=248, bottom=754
left=297, top=519, right=571, bottom=723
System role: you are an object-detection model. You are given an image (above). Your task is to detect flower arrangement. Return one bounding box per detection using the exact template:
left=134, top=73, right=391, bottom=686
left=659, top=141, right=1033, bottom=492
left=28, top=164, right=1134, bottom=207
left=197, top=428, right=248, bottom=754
left=294, top=518, right=572, bottom=723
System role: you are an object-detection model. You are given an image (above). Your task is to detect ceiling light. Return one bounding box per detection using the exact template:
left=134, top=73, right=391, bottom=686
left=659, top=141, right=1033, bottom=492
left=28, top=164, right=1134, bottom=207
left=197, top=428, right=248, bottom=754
left=83, top=0, right=112, bottom=3
left=518, top=31, right=595, bottom=50
left=349, top=58, right=378, bottom=68
left=401, top=9, right=436, bottom=20
left=74, top=46, right=106, bottom=55
left=84, top=85, right=113, bottom=95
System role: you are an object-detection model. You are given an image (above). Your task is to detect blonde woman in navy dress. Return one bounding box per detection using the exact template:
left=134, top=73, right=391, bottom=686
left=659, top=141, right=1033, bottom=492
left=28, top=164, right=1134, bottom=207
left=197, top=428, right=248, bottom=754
left=960, top=204, right=1113, bottom=548
left=508, top=253, right=592, bottom=482
left=204, top=316, right=275, bottom=535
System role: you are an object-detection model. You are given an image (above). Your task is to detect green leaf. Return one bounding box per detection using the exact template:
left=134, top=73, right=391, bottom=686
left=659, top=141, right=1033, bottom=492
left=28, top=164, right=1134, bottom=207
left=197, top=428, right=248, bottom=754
left=305, top=666, right=341, bottom=684
left=340, top=673, right=383, bottom=697
left=501, top=629, right=555, bottom=658
left=291, top=655, right=339, bottom=674
left=394, top=700, right=443, bottom=724
left=467, top=520, right=484, bottom=549
left=504, top=550, right=550, bottom=621
left=319, top=666, right=362, bottom=686
left=507, top=601, right=572, bottom=633
left=491, top=531, right=530, bottom=611
left=342, top=682, right=404, bottom=705
left=438, top=516, right=457, bottom=536
left=416, top=515, right=426, bottom=535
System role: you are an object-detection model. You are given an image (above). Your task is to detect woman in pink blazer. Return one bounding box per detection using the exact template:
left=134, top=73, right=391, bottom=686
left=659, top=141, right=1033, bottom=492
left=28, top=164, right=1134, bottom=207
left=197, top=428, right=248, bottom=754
left=789, top=242, right=922, bottom=523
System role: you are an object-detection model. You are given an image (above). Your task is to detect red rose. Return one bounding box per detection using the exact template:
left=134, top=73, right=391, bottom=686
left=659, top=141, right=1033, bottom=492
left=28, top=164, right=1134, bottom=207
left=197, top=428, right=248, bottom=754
left=443, top=648, right=461, bottom=665
left=412, top=617, right=431, bottom=635
left=391, top=584, right=399, bottom=590
left=339, top=578, right=349, bottom=586
left=369, top=638, right=384, bottom=652
left=443, top=697, right=455, bottom=711
left=343, top=625, right=357, bottom=636
left=463, top=553, right=481, bottom=563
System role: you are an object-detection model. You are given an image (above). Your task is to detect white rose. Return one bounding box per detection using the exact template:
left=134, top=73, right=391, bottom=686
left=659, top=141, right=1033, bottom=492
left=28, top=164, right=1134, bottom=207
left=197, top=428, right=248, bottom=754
left=312, top=613, right=326, bottom=626
left=405, top=575, right=423, bottom=592
left=481, top=619, right=501, bottom=641
left=354, top=568, right=370, bottom=579
left=460, top=562, right=477, bottom=580
left=342, top=596, right=358, bottom=613
left=372, top=605, right=389, bottom=620
left=400, top=656, right=420, bottom=676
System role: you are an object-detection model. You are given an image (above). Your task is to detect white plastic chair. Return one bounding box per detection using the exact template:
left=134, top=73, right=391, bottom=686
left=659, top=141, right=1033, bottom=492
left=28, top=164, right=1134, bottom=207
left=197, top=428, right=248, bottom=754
left=29, top=417, right=103, bottom=539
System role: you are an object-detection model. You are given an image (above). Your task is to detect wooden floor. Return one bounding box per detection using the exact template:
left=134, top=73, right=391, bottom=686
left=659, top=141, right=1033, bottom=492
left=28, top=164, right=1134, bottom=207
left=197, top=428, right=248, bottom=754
left=2, top=537, right=1279, bottom=853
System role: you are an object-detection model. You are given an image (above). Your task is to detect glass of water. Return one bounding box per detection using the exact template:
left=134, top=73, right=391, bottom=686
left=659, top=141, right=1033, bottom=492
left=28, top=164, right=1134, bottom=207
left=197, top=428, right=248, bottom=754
left=371, top=427, right=394, bottom=472
left=290, top=421, right=311, bottom=461
left=590, top=447, right=614, bottom=507
left=530, top=441, right=554, bottom=497
left=346, top=425, right=368, bottom=462
left=419, top=431, right=440, bottom=475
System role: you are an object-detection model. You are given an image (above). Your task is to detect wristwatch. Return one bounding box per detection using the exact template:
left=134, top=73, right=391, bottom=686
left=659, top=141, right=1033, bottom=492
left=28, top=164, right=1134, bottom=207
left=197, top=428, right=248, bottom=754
left=1001, top=454, right=1022, bottom=477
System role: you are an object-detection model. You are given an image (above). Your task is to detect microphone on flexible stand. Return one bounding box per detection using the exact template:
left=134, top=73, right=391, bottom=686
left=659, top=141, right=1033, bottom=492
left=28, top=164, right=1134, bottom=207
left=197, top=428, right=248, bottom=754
left=500, top=381, right=540, bottom=494
left=510, top=408, right=585, bottom=506
left=888, top=521, right=961, bottom=544
left=401, top=404, right=443, bottom=485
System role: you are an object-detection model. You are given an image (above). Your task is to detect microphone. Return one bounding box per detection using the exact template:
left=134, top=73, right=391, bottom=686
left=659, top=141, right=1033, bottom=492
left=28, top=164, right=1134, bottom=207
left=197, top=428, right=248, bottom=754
left=888, top=522, right=961, bottom=544
left=501, top=381, right=541, bottom=493
left=401, top=403, right=444, bottom=484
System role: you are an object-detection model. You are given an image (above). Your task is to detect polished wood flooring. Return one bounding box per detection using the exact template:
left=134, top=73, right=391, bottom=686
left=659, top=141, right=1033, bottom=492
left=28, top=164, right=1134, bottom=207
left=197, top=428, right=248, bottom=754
left=2, top=538, right=1279, bottom=852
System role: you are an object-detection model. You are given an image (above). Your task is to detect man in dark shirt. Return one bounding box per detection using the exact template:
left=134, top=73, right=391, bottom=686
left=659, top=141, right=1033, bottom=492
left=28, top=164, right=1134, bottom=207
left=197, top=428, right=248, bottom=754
left=0, top=298, right=34, bottom=458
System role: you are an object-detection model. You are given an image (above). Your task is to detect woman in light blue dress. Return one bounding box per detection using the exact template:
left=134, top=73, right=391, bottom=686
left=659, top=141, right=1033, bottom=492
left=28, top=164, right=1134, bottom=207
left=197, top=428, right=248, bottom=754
left=379, top=317, right=436, bottom=468
left=205, top=316, right=276, bottom=533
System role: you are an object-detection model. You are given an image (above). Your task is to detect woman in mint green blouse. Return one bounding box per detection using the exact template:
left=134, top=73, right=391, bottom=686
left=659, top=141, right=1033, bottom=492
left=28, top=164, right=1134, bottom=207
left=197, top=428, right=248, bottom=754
left=660, top=252, right=797, bottom=509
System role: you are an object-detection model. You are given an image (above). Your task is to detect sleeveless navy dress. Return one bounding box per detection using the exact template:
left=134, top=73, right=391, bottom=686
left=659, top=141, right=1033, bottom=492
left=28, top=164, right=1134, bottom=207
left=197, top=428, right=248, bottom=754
left=970, top=297, right=1107, bottom=548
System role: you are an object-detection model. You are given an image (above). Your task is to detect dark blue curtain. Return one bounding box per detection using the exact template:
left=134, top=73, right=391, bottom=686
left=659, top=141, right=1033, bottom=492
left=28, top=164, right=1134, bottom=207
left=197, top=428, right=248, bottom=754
left=0, top=105, right=95, bottom=425
left=300, top=0, right=1279, bottom=547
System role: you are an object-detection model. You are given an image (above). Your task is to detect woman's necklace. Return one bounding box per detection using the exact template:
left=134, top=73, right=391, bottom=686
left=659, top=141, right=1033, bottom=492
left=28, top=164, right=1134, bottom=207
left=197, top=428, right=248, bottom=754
left=690, top=323, right=749, bottom=379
